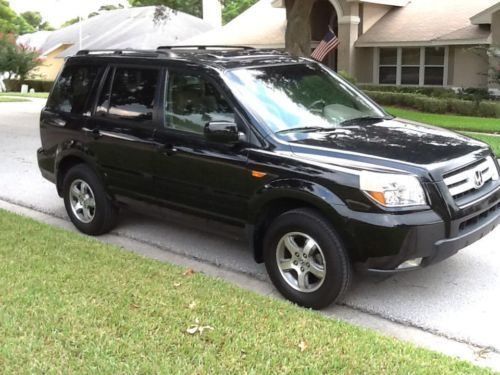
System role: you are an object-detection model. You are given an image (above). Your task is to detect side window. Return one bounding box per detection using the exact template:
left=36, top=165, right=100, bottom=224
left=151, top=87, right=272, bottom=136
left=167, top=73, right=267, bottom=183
left=47, top=64, right=101, bottom=115
left=165, top=72, right=235, bottom=134
left=95, top=68, right=114, bottom=116
left=101, top=67, right=159, bottom=121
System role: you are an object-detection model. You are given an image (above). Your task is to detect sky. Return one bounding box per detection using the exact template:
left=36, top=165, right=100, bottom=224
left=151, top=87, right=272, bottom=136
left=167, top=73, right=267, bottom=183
left=9, top=0, right=129, bottom=28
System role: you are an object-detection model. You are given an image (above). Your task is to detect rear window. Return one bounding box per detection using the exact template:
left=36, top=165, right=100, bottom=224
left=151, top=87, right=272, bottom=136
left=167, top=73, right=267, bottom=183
left=96, top=67, right=159, bottom=121
left=47, top=64, right=101, bottom=115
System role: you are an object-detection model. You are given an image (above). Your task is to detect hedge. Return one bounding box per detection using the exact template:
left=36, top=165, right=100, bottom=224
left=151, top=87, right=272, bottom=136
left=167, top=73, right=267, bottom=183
left=4, top=79, right=54, bottom=93
left=359, top=85, right=494, bottom=101
left=365, top=91, right=500, bottom=118
left=359, top=85, right=457, bottom=99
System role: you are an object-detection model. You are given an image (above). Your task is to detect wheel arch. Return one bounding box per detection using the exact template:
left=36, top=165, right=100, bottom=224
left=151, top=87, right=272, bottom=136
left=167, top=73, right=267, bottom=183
left=55, top=151, right=101, bottom=197
left=248, top=180, right=357, bottom=263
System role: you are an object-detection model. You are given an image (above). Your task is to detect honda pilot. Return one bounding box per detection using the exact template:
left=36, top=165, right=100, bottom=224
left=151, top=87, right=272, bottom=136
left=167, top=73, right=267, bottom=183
left=38, top=47, right=500, bottom=309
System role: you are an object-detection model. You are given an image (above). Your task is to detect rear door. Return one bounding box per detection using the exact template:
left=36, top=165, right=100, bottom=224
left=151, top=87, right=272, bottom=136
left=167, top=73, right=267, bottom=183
left=41, top=63, right=104, bottom=156
left=85, top=64, right=162, bottom=200
left=152, top=68, right=251, bottom=221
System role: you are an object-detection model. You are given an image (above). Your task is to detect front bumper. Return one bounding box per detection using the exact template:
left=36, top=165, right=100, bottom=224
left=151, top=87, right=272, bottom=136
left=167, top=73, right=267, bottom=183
left=349, top=188, right=500, bottom=274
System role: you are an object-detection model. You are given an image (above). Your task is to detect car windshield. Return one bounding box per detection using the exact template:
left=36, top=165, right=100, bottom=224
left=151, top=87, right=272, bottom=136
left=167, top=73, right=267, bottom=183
left=225, top=63, right=390, bottom=134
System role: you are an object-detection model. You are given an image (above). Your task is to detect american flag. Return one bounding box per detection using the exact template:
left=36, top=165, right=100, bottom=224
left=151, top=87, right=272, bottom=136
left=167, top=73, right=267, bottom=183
left=311, top=30, right=340, bottom=62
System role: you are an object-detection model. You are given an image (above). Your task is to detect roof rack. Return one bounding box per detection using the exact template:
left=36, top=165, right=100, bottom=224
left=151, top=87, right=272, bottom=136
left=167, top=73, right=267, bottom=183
left=157, top=45, right=255, bottom=51
left=76, top=49, right=171, bottom=57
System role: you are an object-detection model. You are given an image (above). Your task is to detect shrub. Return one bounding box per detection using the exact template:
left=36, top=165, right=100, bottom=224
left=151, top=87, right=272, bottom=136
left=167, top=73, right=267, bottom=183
left=364, top=90, right=500, bottom=118
left=4, top=79, right=53, bottom=92
left=446, top=99, right=477, bottom=117
left=359, top=85, right=456, bottom=98
left=477, top=101, right=500, bottom=118
left=338, top=70, right=357, bottom=84
left=457, top=88, right=492, bottom=102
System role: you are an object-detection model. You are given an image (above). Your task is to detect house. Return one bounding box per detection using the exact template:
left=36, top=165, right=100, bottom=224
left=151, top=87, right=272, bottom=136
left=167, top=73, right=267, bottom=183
left=17, top=6, right=214, bottom=81
left=185, top=0, right=500, bottom=90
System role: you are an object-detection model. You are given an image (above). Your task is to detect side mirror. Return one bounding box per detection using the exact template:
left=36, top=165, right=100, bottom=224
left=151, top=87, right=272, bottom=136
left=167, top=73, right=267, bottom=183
left=204, top=121, right=241, bottom=144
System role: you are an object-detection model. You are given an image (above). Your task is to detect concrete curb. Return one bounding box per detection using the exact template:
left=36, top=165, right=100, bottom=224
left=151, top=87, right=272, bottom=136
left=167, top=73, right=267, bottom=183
left=1, top=198, right=500, bottom=372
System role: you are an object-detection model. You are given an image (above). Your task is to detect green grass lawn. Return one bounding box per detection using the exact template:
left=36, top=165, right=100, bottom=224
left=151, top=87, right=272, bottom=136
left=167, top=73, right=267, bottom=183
left=386, top=106, right=500, bottom=134
left=0, top=209, right=493, bottom=374
left=0, top=92, right=49, bottom=99
left=463, top=132, right=500, bottom=156
left=0, top=97, right=30, bottom=103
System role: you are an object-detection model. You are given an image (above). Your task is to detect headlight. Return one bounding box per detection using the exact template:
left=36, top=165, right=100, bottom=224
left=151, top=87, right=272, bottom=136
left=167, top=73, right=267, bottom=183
left=359, top=171, right=427, bottom=208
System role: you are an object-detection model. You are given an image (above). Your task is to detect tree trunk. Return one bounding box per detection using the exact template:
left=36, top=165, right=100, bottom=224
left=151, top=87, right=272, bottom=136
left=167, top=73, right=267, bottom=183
left=285, top=0, right=317, bottom=57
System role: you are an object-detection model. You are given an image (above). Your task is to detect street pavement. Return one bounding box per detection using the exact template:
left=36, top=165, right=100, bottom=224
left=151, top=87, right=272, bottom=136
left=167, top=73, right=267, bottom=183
left=1, top=99, right=499, bottom=354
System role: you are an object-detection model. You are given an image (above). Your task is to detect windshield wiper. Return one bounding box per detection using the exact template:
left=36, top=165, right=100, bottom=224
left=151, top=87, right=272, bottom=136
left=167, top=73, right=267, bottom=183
left=340, top=115, right=392, bottom=126
left=276, top=126, right=336, bottom=135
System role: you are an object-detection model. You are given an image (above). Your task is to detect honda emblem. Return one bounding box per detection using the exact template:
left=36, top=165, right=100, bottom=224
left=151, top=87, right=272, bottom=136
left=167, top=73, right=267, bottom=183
left=473, top=169, right=484, bottom=189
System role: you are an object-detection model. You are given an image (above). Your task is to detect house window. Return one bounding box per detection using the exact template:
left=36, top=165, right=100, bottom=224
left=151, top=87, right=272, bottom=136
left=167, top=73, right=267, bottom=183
left=378, top=48, right=397, bottom=84
left=376, top=47, right=447, bottom=86
left=401, top=48, right=420, bottom=85
left=424, top=47, right=445, bottom=85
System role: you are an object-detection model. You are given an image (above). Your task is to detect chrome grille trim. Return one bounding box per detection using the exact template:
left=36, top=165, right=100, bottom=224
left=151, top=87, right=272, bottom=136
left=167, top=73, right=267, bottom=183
left=444, top=157, right=499, bottom=199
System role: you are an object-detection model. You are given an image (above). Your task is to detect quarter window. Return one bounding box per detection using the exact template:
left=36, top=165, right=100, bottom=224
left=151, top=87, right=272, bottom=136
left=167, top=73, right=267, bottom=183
left=47, top=65, right=101, bottom=114
left=103, top=67, right=159, bottom=120
left=165, top=72, right=234, bottom=135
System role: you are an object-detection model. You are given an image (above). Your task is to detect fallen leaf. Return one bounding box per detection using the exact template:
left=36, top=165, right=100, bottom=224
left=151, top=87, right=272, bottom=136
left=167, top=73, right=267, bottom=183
left=183, top=268, right=195, bottom=277
left=474, top=347, right=491, bottom=359
left=188, top=301, right=197, bottom=310
left=173, top=282, right=182, bottom=288
left=298, top=340, right=308, bottom=352
left=186, top=318, right=214, bottom=335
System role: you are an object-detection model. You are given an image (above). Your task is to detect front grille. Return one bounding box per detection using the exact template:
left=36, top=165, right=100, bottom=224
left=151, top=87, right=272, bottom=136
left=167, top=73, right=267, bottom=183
left=458, top=201, right=500, bottom=232
left=443, top=157, right=499, bottom=201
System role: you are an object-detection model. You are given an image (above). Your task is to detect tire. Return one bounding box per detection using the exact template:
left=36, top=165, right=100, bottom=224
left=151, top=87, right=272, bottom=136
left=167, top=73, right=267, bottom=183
left=263, top=208, right=351, bottom=309
left=62, top=164, right=118, bottom=235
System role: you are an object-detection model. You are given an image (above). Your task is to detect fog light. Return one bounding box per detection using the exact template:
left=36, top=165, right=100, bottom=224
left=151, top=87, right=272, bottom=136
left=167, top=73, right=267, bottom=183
left=396, top=258, right=423, bottom=270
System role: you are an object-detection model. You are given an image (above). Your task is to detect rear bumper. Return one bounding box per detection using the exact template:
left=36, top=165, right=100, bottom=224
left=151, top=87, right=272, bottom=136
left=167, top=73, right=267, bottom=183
left=350, top=189, right=500, bottom=274
left=37, top=147, right=56, bottom=184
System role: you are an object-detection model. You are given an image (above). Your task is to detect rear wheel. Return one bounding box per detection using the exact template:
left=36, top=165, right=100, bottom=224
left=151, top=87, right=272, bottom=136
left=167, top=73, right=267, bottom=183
left=63, top=164, right=118, bottom=235
left=264, top=208, right=351, bottom=309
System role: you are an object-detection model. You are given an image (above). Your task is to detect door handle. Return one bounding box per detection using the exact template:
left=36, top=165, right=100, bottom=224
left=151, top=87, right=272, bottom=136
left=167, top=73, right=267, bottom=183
left=82, top=127, right=102, bottom=139
left=156, top=143, right=178, bottom=156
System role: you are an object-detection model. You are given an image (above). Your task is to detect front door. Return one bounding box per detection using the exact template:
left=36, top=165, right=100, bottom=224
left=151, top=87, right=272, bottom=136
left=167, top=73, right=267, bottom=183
left=152, top=69, right=250, bottom=222
left=86, top=65, right=161, bottom=200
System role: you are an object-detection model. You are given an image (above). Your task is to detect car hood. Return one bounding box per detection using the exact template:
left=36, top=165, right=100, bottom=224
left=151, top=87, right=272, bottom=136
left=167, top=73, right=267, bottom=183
left=284, top=119, right=488, bottom=166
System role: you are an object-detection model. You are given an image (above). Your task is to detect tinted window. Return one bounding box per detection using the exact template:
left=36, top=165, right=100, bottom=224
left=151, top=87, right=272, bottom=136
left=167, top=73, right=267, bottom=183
left=165, top=72, right=234, bottom=134
left=47, top=64, right=101, bottom=114
left=106, top=67, right=159, bottom=120
left=95, top=68, right=114, bottom=116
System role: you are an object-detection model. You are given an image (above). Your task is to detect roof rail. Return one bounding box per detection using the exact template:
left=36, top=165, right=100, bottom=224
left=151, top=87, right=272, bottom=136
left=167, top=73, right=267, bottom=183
left=157, top=45, right=255, bottom=51
left=76, top=49, right=171, bottom=57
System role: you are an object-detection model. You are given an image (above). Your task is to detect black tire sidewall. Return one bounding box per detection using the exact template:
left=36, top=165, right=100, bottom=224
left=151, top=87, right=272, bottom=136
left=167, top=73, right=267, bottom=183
left=264, top=209, right=350, bottom=309
left=62, top=164, right=114, bottom=235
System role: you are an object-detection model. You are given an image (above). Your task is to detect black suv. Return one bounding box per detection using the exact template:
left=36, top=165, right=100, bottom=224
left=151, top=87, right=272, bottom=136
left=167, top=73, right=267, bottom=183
left=38, top=47, right=500, bottom=309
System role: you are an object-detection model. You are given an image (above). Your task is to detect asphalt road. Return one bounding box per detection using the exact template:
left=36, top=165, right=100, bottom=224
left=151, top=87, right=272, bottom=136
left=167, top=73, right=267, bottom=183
left=1, top=100, right=499, bottom=353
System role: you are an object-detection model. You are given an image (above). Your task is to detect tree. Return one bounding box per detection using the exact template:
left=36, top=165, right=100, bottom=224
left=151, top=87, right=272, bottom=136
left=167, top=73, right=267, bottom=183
left=61, top=17, right=80, bottom=28
left=222, top=0, right=257, bottom=23
left=128, top=0, right=257, bottom=24
left=0, top=35, right=42, bottom=81
left=0, top=0, right=35, bottom=35
left=20, top=11, right=54, bottom=31
left=284, top=0, right=316, bottom=57
left=89, top=4, right=125, bottom=18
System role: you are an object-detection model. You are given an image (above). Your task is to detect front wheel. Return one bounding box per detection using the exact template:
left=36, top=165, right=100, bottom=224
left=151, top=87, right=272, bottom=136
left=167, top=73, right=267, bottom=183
left=263, top=208, right=351, bottom=309
left=63, top=164, right=118, bottom=235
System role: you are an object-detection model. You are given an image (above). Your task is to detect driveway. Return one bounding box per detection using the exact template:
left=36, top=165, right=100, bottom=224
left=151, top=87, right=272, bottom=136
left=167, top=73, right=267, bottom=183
left=1, top=100, right=499, bottom=354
